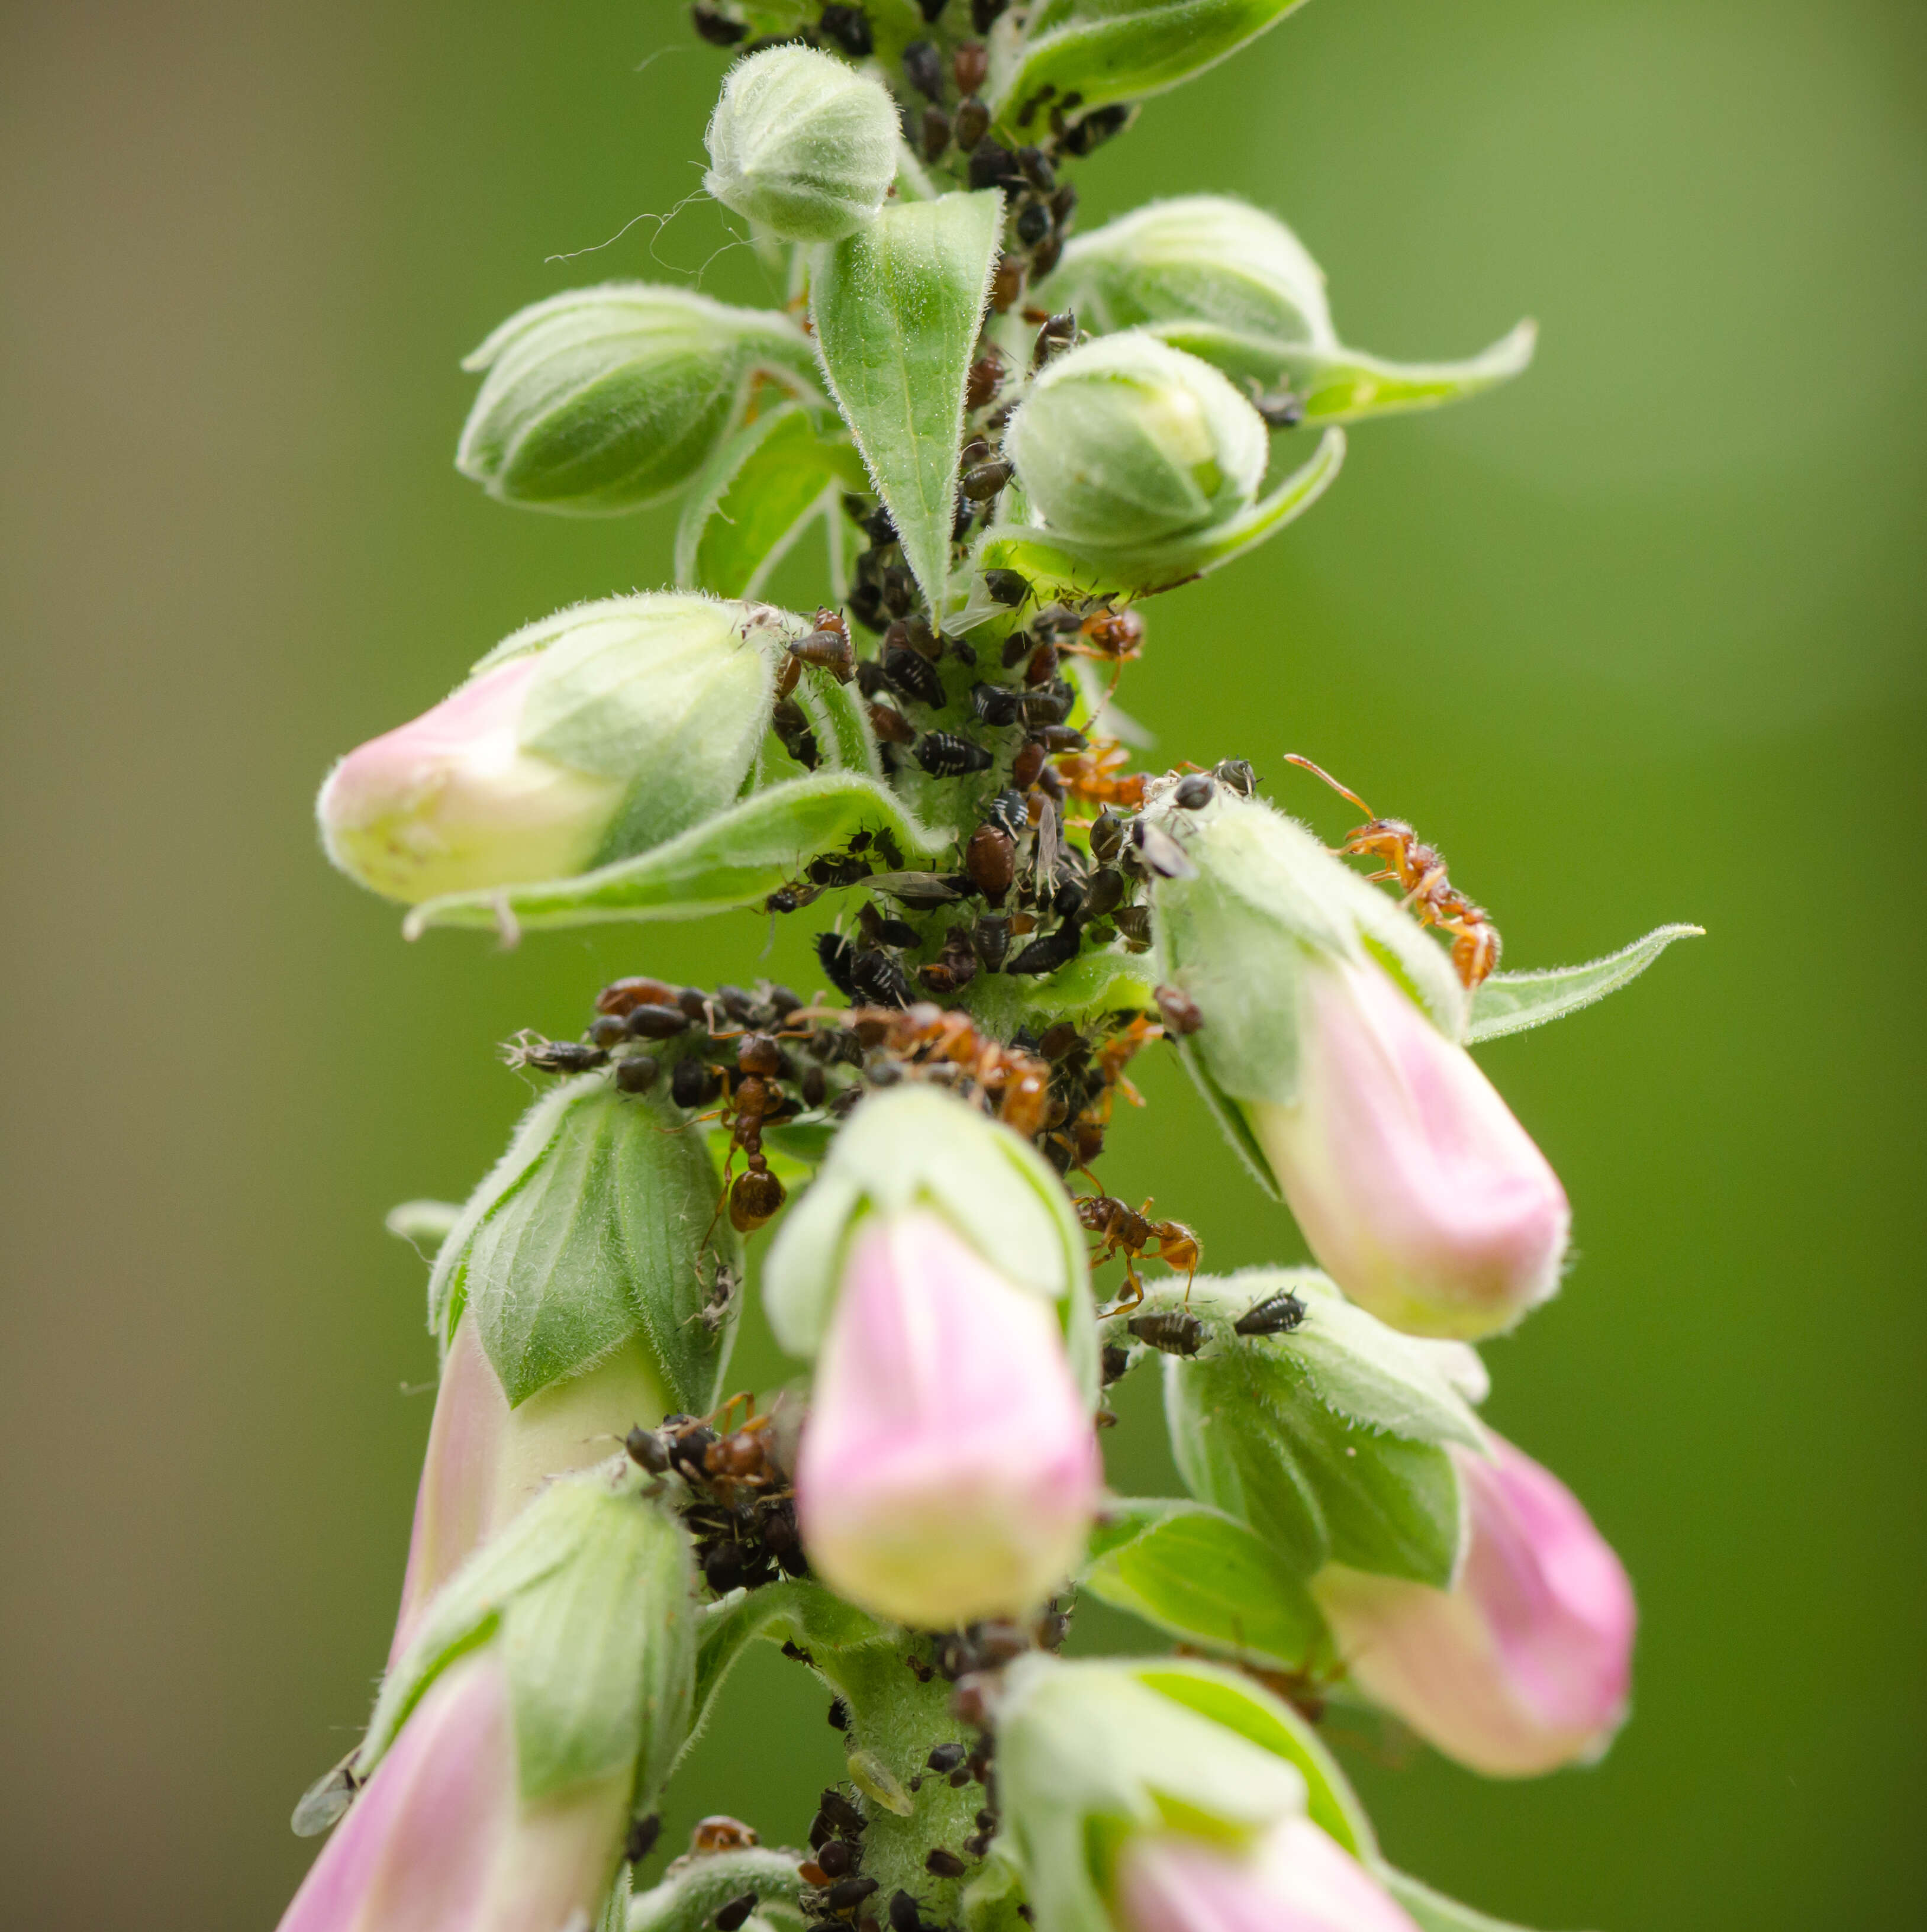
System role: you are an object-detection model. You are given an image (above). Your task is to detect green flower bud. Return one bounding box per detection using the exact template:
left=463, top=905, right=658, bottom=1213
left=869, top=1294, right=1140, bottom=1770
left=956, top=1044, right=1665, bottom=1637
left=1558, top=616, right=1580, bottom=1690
left=357, top=1463, right=697, bottom=1812
left=704, top=47, right=900, bottom=243
left=1004, top=333, right=1268, bottom=549
left=1037, top=196, right=1335, bottom=353
left=1033, top=195, right=1536, bottom=425
left=318, top=594, right=810, bottom=903
left=457, top=285, right=819, bottom=514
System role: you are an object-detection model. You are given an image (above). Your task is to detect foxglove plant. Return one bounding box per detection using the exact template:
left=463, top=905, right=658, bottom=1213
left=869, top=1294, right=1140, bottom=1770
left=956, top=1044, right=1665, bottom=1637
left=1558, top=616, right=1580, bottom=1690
left=289, top=8, right=1706, bottom=1931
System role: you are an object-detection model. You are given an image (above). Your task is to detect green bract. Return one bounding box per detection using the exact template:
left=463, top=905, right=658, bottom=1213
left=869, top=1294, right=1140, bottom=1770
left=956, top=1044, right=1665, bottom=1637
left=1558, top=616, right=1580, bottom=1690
left=704, top=46, right=900, bottom=243
left=478, top=593, right=807, bottom=866
left=761, top=1084, right=1095, bottom=1393
left=426, top=1073, right=742, bottom=1411
left=1005, top=333, right=1268, bottom=549
left=988, top=0, right=1314, bottom=125
left=359, top=1465, right=697, bottom=1809
left=1151, top=1270, right=1487, bottom=1589
left=1035, top=196, right=1537, bottom=425
left=457, top=285, right=820, bottom=513
left=1142, top=784, right=1465, bottom=1179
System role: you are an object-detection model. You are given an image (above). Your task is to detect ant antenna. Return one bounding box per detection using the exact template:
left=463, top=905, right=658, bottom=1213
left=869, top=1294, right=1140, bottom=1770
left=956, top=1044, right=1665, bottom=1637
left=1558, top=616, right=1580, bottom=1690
left=1283, top=752, right=1374, bottom=817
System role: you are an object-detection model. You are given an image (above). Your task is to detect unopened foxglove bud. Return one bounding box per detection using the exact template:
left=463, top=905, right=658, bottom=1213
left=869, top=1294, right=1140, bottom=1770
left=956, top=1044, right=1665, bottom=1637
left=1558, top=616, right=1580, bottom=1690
left=995, top=1655, right=1334, bottom=1932
left=1038, top=197, right=1335, bottom=353
left=458, top=285, right=820, bottom=513
left=1312, top=1432, right=1634, bottom=1777
left=763, top=1085, right=1099, bottom=1625
left=284, top=1467, right=695, bottom=1931
left=1116, top=1817, right=1420, bottom=1932
left=318, top=594, right=807, bottom=903
left=392, top=1073, right=740, bottom=1656
left=1248, top=953, right=1570, bottom=1339
left=1005, top=333, right=1267, bottom=549
left=387, top=1316, right=671, bottom=1667
left=704, top=47, right=899, bottom=242
left=1147, top=788, right=1567, bottom=1339
left=1033, top=196, right=1535, bottom=422
left=281, top=1650, right=628, bottom=1932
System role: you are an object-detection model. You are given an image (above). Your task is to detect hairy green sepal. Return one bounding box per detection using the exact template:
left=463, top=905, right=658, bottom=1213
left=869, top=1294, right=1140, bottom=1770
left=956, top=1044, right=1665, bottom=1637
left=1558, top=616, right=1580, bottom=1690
left=426, top=1076, right=740, bottom=1411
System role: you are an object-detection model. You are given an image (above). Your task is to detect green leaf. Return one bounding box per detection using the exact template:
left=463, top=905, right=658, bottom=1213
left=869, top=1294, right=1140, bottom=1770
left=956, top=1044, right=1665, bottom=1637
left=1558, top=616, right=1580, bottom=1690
left=811, top=191, right=1004, bottom=613
left=1376, top=1868, right=1579, bottom=1932
left=1080, top=1499, right=1331, bottom=1674
left=503, top=1491, right=695, bottom=1802
left=1143, top=318, right=1538, bottom=424
left=1163, top=1338, right=1465, bottom=1586
left=1467, top=922, right=1704, bottom=1043
left=403, top=772, right=946, bottom=936
left=674, top=402, right=863, bottom=599
left=964, top=948, right=1157, bottom=1038
left=439, top=1077, right=740, bottom=1411
left=1129, top=1661, right=1377, bottom=1859
left=967, top=427, right=1343, bottom=606
left=988, top=0, right=1312, bottom=124
left=1202, top=1272, right=1487, bottom=1450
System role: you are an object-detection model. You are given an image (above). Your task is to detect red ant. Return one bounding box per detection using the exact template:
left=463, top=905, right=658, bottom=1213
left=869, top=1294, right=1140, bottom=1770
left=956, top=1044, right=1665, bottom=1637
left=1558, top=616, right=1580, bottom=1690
left=1285, top=755, right=1502, bottom=988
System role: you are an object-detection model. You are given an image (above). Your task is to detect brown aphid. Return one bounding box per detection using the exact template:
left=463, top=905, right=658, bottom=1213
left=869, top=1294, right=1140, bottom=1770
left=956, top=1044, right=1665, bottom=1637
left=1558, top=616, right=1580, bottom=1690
left=1284, top=754, right=1502, bottom=988
left=867, top=702, right=917, bottom=745
left=791, top=610, right=855, bottom=683
left=597, top=975, right=678, bottom=1016
left=965, top=351, right=1005, bottom=411
left=692, top=1816, right=761, bottom=1854
left=1153, top=985, right=1203, bottom=1035
left=966, top=823, right=1016, bottom=897
left=953, top=38, right=989, bottom=92
left=989, top=252, right=1025, bottom=313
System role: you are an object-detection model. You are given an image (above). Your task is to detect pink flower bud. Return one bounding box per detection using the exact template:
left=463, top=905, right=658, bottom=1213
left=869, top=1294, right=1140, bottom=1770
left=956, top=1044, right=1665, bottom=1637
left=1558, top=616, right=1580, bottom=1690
left=278, top=1651, right=627, bottom=1932
left=317, top=657, right=626, bottom=904
left=1116, top=1817, right=1420, bottom=1932
left=388, top=1321, right=669, bottom=1667
left=1248, top=954, right=1569, bottom=1338
left=795, top=1209, right=1103, bottom=1627
left=1313, top=1433, right=1635, bottom=1776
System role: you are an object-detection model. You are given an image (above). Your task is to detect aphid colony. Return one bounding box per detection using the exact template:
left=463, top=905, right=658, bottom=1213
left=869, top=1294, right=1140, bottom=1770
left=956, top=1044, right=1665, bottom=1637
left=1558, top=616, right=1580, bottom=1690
left=625, top=1399, right=807, bottom=1598
left=1098, top=1287, right=1311, bottom=1375
left=507, top=970, right=1172, bottom=1248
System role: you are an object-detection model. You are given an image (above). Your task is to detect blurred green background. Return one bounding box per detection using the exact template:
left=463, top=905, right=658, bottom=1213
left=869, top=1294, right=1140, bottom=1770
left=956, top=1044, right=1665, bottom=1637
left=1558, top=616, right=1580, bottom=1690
left=4, top=1, right=1922, bottom=1927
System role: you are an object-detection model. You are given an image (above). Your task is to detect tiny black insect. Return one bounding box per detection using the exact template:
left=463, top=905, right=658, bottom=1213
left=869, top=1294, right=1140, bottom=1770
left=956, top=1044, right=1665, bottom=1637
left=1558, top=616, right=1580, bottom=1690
left=1127, top=1310, right=1206, bottom=1357
left=1234, top=1289, right=1309, bottom=1337
left=625, top=1425, right=670, bottom=1474
left=849, top=947, right=914, bottom=1009
left=916, top=732, right=995, bottom=778
left=819, top=1788, right=867, bottom=1838
left=1171, top=772, right=1215, bottom=810
left=926, top=1848, right=969, bottom=1878
left=691, top=4, right=747, bottom=46
left=714, top=1891, right=760, bottom=1932
left=819, top=4, right=873, bottom=55
left=882, top=643, right=945, bottom=709
left=817, top=931, right=859, bottom=1000
left=626, top=1812, right=663, bottom=1863
left=926, top=1741, right=967, bottom=1773
left=1005, top=920, right=1082, bottom=975
left=982, top=568, right=1030, bottom=608
left=827, top=1875, right=880, bottom=1912
left=902, top=38, right=944, bottom=99
left=1214, top=757, right=1257, bottom=797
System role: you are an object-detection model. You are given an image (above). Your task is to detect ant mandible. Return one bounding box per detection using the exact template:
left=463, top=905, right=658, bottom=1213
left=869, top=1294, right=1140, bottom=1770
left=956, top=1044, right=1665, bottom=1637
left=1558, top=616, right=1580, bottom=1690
left=1284, top=754, right=1502, bottom=988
